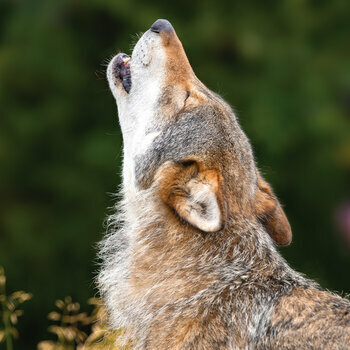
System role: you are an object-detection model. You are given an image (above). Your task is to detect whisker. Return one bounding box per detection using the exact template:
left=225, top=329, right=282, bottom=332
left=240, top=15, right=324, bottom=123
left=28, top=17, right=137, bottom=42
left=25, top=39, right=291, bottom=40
left=101, top=53, right=118, bottom=68
left=95, top=69, right=107, bottom=80
left=130, top=32, right=144, bottom=51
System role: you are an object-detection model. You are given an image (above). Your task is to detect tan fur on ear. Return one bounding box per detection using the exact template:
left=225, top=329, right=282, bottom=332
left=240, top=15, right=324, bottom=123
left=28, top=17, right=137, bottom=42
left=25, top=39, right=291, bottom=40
left=155, top=160, right=226, bottom=233
left=255, top=175, right=292, bottom=246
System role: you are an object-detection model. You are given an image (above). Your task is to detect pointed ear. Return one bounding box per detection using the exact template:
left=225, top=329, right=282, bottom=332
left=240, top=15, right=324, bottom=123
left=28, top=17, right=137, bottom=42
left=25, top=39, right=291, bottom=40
left=155, top=161, right=226, bottom=233
left=255, top=175, right=292, bottom=246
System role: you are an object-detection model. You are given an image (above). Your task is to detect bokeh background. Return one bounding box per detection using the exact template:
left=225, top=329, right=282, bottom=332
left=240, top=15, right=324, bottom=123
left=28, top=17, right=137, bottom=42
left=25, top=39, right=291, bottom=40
left=1, top=0, right=350, bottom=347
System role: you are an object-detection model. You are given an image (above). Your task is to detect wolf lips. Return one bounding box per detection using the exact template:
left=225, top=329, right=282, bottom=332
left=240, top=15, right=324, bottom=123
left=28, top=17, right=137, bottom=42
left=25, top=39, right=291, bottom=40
left=113, top=53, right=132, bottom=93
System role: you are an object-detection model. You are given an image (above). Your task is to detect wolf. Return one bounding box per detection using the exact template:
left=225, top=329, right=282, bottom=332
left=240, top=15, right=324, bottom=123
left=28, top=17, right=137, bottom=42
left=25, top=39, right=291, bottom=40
left=98, top=19, right=350, bottom=349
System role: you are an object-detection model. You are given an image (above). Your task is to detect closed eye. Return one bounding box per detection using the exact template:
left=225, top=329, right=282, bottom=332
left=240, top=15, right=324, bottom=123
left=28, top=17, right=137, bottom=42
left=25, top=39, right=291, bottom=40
left=184, top=90, right=190, bottom=103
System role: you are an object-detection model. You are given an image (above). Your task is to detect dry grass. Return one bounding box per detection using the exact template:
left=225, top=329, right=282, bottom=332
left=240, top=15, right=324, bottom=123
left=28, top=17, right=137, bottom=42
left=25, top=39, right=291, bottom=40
left=0, top=267, right=132, bottom=350
left=0, top=267, right=32, bottom=350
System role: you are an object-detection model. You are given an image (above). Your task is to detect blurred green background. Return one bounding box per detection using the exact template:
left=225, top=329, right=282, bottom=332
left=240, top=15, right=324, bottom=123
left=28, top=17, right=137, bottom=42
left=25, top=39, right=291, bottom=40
left=1, top=0, right=349, bottom=347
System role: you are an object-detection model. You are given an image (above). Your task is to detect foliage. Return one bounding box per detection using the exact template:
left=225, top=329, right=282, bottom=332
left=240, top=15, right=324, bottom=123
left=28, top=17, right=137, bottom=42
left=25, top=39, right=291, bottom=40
left=1, top=266, right=129, bottom=349
left=0, top=267, right=32, bottom=350
left=0, top=0, right=349, bottom=348
left=38, top=296, right=92, bottom=349
left=38, top=297, right=130, bottom=350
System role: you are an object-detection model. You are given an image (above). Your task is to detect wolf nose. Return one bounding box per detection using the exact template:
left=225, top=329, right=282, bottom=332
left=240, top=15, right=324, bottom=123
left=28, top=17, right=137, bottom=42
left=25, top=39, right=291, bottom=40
left=150, top=19, right=173, bottom=34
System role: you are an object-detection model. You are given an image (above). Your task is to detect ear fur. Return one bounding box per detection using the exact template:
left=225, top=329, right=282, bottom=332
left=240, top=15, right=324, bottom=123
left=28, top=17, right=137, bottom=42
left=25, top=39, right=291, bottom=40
left=155, top=161, right=226, bottom=233
left=255, top=175, right=292, bottom=246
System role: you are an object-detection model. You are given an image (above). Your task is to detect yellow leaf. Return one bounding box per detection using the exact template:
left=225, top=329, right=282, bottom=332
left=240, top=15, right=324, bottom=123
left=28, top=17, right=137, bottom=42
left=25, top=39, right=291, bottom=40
left=55, top=300, right=65, bottom=310
left=37, top=340, right=58, bottom=350
left=0, top=330, right=6, bottom=342
left=0, top=275, right=5, bottom=288
left=48, top=311, right=61, bottom=321
left=10, top=313, right=18, bottom=324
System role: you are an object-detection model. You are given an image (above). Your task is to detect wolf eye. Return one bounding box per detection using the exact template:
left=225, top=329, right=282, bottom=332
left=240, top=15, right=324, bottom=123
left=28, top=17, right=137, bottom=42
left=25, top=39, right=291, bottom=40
left=185, top=90, right=190, bottom=102
left=180, top=159, right=196, bottom=167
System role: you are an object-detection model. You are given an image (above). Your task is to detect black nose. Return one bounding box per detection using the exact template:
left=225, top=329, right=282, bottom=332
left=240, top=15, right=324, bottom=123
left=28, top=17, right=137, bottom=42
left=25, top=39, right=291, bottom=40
left=150, top=19, right=173, bottom=34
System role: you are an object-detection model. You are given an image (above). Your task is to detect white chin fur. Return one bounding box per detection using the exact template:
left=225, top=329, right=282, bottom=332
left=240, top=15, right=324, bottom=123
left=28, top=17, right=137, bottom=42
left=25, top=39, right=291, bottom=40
left=101, top=29, right=169, bottom=336
left=107, top=31, right=167, bottom=204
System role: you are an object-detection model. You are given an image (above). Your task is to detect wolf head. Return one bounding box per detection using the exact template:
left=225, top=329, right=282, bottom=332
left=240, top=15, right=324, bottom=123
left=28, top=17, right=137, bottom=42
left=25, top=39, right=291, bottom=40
left=107, top=19, right=291, bottom=246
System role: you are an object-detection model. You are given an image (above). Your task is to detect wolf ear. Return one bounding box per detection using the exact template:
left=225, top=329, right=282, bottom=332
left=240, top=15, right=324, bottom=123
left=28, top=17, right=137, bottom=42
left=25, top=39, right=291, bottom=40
left=155, top=161, right=226, bottom=233
left=255, top=175, right=292, bottom=246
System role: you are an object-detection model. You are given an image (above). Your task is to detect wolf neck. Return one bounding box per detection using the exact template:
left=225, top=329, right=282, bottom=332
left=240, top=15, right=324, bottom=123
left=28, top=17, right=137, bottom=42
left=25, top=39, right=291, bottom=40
left=123, top=189, right=303, bottom=306
left=98, top=187, right=311, bottom=340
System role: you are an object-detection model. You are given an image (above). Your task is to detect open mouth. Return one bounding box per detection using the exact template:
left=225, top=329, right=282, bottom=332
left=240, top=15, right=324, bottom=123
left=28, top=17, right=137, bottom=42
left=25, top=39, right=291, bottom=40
left=113, top=53, right=132, bottom=93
